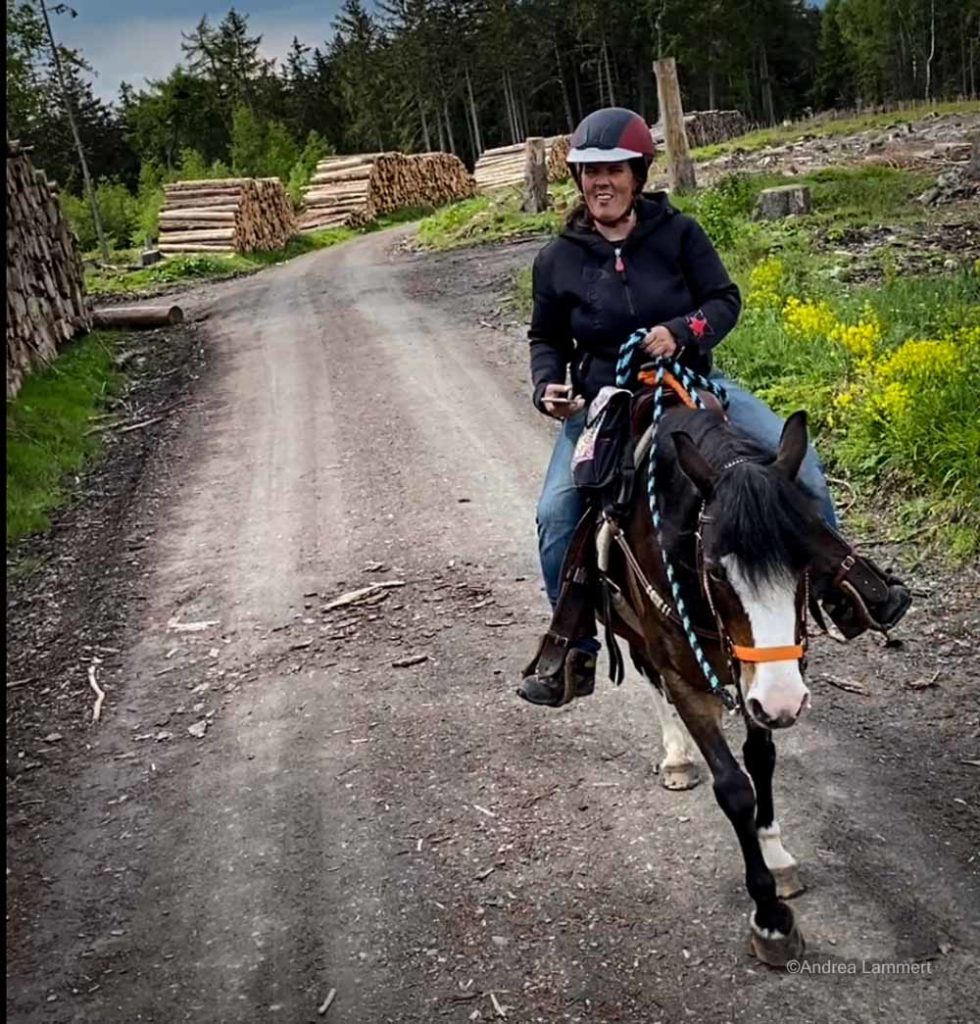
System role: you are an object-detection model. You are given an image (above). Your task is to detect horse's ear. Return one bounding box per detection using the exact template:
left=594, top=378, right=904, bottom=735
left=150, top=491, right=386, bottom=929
left=774, top=410, right=808, bottom=480
left=675, top=431, right=717, bottom=497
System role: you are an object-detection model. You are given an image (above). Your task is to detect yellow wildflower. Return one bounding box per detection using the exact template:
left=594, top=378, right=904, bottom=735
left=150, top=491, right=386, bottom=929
left=878, top=382, right=911, bottom=419
left=830, top=320, right=879, bottom=362
left=748, top=257, right=784, bottom=309
left=875, top=338, right=958, bottom=383
left=783, top=297, right=837, bottom=341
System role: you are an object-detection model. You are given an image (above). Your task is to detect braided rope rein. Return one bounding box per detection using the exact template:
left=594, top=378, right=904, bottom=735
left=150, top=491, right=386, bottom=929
left=616, top=329, right=737, bottom=709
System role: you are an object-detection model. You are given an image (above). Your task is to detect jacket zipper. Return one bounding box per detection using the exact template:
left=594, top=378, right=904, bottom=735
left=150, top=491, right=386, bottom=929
left=614, top=246, right=636, bottom=318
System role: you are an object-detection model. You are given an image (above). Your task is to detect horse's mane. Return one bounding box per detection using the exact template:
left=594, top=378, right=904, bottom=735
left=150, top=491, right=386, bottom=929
left=656, top=408, right=822, bottom=590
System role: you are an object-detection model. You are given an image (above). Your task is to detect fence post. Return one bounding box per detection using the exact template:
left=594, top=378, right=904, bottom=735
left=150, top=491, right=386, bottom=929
left=653, top=57, right=696, bottom=193
left=522, top=137, right=548, bottom=213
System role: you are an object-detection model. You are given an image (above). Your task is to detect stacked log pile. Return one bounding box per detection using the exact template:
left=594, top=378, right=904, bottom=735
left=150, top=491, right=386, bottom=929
left=651, top=110, right=750, bottom=150
left=6, top=138, right=91, bottom=399
left=157, top=178, right=294, bottom=254
left=474, top=136, right=571, bottom=192
left=298, top=152, right=474, bottom=231
left=300, top=154, right=381, bottom=231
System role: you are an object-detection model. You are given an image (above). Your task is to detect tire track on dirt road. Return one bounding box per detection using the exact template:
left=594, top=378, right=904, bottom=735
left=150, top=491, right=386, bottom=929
left=6, top=229, right=978, bottom=1023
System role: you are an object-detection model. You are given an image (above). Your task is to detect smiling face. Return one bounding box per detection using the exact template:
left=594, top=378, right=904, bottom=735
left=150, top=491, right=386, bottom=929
left=580, top=162, right=637, bottom=223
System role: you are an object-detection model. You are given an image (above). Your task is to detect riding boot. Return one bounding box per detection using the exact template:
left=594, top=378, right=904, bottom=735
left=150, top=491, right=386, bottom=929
left=517, top=647, right=597, bottom=707
left=808, top=523, right=912, bottom=640
left=518, top=506, right=600, bottom=705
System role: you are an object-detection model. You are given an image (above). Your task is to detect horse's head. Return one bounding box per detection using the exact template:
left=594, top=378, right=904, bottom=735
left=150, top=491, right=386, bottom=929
left=675, top=411, right=821, bottom=730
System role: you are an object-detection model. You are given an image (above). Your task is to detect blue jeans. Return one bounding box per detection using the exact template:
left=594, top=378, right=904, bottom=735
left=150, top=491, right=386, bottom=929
left=536, top=373, right=837, bottom=644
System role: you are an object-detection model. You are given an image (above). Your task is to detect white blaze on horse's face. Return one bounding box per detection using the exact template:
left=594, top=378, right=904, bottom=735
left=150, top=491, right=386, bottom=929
left=722, top=556, right=810, bottom=729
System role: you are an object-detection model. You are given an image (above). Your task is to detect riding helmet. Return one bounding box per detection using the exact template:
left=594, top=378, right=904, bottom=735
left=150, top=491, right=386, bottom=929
left=566, top=107, right=656, bottom=189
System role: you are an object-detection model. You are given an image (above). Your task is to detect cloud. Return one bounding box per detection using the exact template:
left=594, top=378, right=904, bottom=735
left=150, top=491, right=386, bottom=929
left=55, top=5, right=347, bottom=102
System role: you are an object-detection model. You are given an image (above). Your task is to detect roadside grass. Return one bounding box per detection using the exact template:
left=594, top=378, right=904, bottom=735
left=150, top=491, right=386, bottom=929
left=84, top=208, right=431, bottom=298
left=414, top=192, right=568, bottom=250
left=85, top=227, right=357, bottom=297
left=6, top=331, right=124, bottom=545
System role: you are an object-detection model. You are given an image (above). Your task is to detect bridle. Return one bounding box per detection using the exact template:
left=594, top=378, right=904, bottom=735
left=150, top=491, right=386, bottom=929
left=694, top=462, right=810, bottom=692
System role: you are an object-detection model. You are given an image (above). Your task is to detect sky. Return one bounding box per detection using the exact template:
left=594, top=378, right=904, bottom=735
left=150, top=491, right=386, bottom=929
left=51, top=1, right=353, bottom=102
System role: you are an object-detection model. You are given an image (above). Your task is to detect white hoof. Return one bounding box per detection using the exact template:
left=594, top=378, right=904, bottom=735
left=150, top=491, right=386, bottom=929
left=748, top=910, right=805, bottom=968
left=772, top=863, right=805, bottom=900
left=660, top=762, right=702, bottom=791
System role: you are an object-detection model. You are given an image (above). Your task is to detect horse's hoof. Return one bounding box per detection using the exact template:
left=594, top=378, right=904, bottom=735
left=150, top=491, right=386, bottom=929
left=772, top=864, right=805, bottom=900
left=748, top=910, right=805, bottom=968
left=659, top=762, right=702, bottom=791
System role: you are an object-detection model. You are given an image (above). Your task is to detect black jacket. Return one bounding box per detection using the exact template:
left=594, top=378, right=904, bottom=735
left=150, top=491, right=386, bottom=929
left=528, top=193, right=741, bottom=412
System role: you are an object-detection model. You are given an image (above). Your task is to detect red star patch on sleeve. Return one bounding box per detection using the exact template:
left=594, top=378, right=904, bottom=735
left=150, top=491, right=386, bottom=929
left=686, top=310, right=712, bottom=339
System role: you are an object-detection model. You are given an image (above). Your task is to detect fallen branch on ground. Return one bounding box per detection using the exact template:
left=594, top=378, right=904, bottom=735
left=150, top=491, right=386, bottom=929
left=317, top=988, right=337, bottom=1015
left=321, top=581, right=406, bottom=612
left=88, top=662, right=106, bottom=722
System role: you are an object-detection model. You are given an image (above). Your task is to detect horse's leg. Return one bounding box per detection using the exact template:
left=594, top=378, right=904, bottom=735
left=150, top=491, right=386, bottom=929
left=648, top=682, right=702, bottom=791
left=661, top=669, right=804, bottom=967
left=629, top=647, right=702, bottom=790
left=743, top=723, right=804, bottom=899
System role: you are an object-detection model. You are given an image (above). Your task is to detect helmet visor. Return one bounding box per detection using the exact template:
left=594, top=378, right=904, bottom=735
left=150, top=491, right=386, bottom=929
left=567, top=146, right=646, bottom=164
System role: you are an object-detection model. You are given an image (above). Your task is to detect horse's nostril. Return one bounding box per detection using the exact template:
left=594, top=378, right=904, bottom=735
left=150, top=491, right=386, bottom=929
left=747, top=698, right=766, bottom=723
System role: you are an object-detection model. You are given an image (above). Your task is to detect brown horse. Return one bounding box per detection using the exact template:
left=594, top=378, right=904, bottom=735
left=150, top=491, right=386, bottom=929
left=597, top=400, right=822, bottom=967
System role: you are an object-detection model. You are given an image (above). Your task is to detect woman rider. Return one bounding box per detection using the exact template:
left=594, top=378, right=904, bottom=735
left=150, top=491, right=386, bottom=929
left=518, top=106, right=911, bottom=707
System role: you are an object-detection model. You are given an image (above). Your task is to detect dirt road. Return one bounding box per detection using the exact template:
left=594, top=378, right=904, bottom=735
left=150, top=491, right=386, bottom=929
left=6, top=230, right=980, bottom=1023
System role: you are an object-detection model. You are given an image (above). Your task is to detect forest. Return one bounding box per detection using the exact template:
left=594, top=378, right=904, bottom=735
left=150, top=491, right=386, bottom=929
left=6, top=0, right=979, bottom=249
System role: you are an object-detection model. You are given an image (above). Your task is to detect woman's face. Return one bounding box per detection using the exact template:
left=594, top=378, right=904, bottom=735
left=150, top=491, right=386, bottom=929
left=580, top=162, right=636, bottom=223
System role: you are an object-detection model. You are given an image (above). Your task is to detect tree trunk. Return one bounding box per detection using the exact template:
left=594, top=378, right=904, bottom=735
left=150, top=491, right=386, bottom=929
left=708, top=68, right=716, bottom=110
left=759, top=45, right=775, bottom=125
left=603, top=39, right=616, bottom=106
left=502, top=71, right=516, bottom=143
left=554, top=36, right=575, bottom=131
left=465, top=65, right=483, bottom=157
left=442, top=99, right=456, bottom=155
left=420, top=100, right=432, bottom=153
left=571, top=56, right=584, bottom=121
left=924, top=0, right=936, bottom=103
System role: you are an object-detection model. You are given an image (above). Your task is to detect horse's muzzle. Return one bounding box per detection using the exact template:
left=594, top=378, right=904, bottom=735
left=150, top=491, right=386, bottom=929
left=746, top=689, right=810, bottom=730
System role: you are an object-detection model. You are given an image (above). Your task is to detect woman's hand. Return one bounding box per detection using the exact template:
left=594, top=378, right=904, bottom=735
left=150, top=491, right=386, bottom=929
left=542, top=383, right=586, bottom=420
left=642, top=326, right=678, bottom=360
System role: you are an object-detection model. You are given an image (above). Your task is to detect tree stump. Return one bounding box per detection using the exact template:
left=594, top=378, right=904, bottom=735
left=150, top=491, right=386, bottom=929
left=754, top=185, right=812, bottom=220
left=522, top=137, right=549, bottom=214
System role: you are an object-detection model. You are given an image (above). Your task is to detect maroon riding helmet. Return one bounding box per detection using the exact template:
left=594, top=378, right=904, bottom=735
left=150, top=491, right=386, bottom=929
left=566, top=107, right=656, bottom=190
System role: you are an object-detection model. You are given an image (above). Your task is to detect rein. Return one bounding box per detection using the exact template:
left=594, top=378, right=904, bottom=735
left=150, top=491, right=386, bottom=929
left=614, top=331, right=738, bottom=710
left=612, top=330, right=811, bottom=710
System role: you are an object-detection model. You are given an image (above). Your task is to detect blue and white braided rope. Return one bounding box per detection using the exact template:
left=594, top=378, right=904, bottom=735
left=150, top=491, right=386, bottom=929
left=617, top=329, right=735, bottom=707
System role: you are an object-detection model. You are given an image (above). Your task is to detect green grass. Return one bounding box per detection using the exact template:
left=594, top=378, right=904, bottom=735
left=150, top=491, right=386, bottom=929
left=415, top=193, right=568, bottom=250
left=85, top=227, right=358, bottom=296
left=7, top=331, right=124, bottom=545
left=691, top=101, right=980, bottom=161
